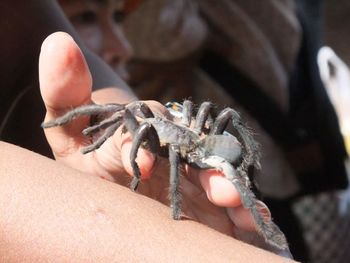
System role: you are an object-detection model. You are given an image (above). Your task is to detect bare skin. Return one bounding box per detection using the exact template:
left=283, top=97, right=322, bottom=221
left=0, top=141, right=294, bottom=263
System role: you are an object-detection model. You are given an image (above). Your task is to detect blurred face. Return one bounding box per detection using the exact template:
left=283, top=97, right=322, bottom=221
left=59, top=0, right=133, bottom=80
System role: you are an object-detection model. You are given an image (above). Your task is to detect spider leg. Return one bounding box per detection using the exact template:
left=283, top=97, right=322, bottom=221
left=210, top=108, right=260, bottom=172
left=169, top=144, right=182, bottom=219
left=41, top=103, right=125, bottom=128
left=123, top=109, right=142, bottom=190
left=124, top=109, right=160, bottom=190
left=82, top=113, right=123, bottom=136
left=201, top=156, right=288, bottom=250
left=123, top=108, right=160, bottom=152
left=194, top=101, right=212, bottom=134
left=81, top=121, right=120, bottom=154
left=181, top=100, right=193, bottom=127
left=129, top=121, right=160, bottom=191
left=129, top=123, right=147, bottom=191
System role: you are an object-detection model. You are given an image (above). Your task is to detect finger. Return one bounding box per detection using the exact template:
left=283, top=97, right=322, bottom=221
left=120, top=136, right=156, bottom=180
left=92, top=87, right=135, bottom=105
left=227, top=206, right=256, bottom=232
left=40, top=32, right=92, bottom=115
left=198, top=169, right=242, bottom=207
left=39, top=32, right=92, bottom=154
left=229, top=200, right=272, bottom=233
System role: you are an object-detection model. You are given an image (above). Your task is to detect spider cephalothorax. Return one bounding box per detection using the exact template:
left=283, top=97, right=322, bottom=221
left=42, top=100, right=288, bottom=250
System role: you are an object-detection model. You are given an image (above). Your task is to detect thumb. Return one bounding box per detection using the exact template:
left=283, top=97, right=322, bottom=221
left=39, top=32, right=93, bottom=155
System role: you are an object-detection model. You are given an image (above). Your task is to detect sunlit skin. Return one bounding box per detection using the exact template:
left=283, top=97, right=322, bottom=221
left=59, top=0, right=133, bottom=80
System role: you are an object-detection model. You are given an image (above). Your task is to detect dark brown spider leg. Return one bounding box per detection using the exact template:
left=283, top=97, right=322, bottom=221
left=129, top=122, right=160, bottom=191
left=81, top=122, right=120, bottom=154
left=122, top=109, right=141, bottom=190
left=169, top=144, right=182, bottom=219
left=82, top=114, right=123, bottom=136
left=124, top=108, right=160, bottom=151
left=123, top=108, right=140, bottom=135
left=181, top=100, right=193, bottom=127
left=124, top=109, right=160, bottom=190
left=41, top=103, right=125, bottom=128
left=194, top=101, right=212, bottom=134
left=129, top=123, right=147, bottom=191
left=210, top=108, right=260, bottom=171
left=201, top=156, right=288, bottom=250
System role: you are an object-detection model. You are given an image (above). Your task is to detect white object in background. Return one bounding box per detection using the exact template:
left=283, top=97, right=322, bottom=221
left=318, top=46, right=350, bottom=154
left=318, top=46, right=350, bottom=216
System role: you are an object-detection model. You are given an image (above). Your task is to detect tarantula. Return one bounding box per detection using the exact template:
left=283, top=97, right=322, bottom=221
left=42, top=100, right=288, bottom=250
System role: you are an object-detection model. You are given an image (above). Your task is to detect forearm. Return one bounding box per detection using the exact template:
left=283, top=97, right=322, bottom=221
left=0, top=142, right=293, bottom=262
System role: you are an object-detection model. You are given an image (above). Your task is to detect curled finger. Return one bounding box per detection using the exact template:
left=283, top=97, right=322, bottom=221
left=120, top=134, right=156, bottom=181
left=198, top=169, right=242, bottom=207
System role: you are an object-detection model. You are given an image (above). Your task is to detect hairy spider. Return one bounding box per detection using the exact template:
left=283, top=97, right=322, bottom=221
left=42, top=100, right=288, bottom=250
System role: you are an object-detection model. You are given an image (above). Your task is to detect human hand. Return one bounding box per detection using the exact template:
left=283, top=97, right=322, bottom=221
left=39, top=32, right=278, bottom=251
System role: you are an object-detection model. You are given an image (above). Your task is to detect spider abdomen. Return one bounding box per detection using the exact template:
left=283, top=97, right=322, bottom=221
left=200, top=135, right=242, bottom=164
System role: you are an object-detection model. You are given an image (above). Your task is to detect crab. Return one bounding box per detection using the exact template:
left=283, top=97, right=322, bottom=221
left=42, top=100, right=288, bottom=250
